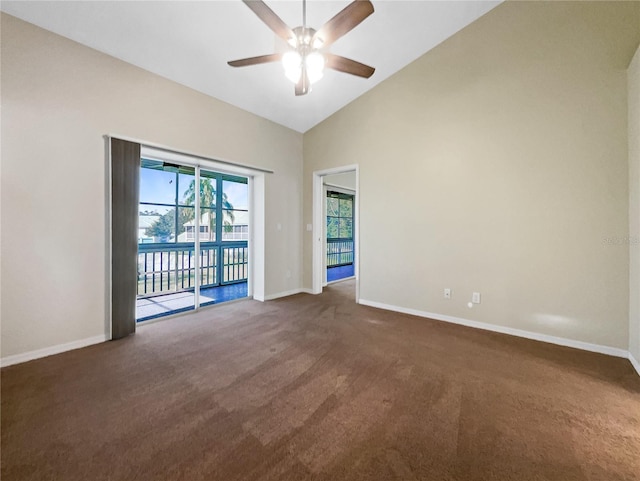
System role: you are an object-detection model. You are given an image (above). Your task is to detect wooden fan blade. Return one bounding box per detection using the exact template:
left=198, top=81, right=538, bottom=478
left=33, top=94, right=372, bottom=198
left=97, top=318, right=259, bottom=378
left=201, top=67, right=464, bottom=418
left=325, top=54, right=375, bottom=78
left=313, top=0, right=374, bottom=47
left=228, top=53, right=282, bottom=67
left=295, top=68, right=310, bottom=96
left=243, top=0, right=294, bottom=42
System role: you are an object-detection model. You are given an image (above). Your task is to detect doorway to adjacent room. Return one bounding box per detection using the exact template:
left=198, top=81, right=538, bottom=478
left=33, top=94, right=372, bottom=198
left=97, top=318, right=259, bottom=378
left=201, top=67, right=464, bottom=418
left=312, top=165, right=359, bottom=301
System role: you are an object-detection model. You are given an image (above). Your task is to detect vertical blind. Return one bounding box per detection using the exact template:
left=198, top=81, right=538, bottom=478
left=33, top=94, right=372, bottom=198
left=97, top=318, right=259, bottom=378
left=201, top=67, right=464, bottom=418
left=110, top=138, right=141, bottom=339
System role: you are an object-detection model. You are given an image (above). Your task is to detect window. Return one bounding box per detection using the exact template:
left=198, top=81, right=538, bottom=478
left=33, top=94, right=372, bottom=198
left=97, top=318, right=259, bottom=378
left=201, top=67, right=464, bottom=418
left=184, top=225, right=210, bottom=241
left=327, top=191, right=353, bottom=240
left=220, top=176, right=249, bottom=241
left=138, top=159, right=196, bottom=244
left=139, top=161, right=249, bottom=244
left=326, top=191, right=354, bottom=267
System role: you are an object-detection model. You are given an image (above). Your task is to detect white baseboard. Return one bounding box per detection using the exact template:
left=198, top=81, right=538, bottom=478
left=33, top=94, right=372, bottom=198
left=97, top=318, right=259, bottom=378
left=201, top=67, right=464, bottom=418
left=629, top=353, right=640, bottom=376
left=263, top=288, right=314, bottom=301
left=4, top=304, right=637, bottom=376
left=1, top=334, right=109, bottom=368
left=358, top=299, right=629, bottom=359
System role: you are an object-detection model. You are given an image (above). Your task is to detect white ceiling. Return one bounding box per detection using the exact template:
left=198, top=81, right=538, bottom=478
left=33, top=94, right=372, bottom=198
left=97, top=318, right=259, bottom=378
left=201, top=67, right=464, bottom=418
left=1, top=0, right=500, bottom=133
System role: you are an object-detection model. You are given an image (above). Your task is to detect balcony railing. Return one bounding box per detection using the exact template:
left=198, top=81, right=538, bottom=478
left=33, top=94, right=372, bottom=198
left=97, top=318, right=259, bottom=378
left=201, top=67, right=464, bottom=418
left=137, top=241, right=248, bottom=298
left=327, top=239, right=354, bottom=267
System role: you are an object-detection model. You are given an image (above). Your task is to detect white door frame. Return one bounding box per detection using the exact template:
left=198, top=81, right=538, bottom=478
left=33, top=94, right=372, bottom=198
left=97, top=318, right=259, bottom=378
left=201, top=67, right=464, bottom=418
left=312, top=165, right=359, bottom=301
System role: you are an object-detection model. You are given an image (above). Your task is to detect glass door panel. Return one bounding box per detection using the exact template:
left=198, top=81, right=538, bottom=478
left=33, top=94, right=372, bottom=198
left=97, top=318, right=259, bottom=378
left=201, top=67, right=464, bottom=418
left=136, top=160, right=196, bottom=321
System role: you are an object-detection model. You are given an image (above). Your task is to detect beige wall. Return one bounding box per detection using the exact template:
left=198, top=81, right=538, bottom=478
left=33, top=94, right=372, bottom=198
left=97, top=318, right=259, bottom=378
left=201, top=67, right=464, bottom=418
left=0, top=14, right=303, bottom=358
left=304, top=1, right=640, bottom=349
left=324, top=172, right=356, bottom=191
left=630, top=45, right=640, bottom=363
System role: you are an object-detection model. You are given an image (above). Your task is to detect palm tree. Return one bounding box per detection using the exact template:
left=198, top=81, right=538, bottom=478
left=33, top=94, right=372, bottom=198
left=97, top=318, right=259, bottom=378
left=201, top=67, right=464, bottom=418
left=183, top=178, right=235, bottom=239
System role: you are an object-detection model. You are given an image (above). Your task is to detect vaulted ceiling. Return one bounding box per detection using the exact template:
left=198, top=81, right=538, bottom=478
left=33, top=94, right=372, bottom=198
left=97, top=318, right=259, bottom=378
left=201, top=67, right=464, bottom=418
left=1, top=1, right=500, bottom=132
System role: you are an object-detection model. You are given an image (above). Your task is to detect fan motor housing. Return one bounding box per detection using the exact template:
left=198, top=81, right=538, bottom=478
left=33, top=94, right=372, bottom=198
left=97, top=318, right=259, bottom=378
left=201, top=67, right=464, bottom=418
left=291, top=26, right=320, bottom=51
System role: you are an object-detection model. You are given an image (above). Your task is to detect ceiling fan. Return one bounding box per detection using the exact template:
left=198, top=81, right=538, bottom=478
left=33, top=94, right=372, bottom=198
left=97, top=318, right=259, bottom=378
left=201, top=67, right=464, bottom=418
left=228, top=0, right=375, bottom=96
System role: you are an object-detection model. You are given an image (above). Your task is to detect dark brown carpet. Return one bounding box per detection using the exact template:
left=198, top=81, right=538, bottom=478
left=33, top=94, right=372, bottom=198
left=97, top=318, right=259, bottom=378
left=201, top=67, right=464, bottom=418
left=2, top=280, right=640, bottom=481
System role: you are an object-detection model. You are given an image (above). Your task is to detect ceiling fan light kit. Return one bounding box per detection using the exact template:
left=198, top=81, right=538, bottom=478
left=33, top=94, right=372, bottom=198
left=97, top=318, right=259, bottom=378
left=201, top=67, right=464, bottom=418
left=282, top=50, right=324, bottom=85
left=282, top=26, right=325, bottom=86
left=228, top=0, right=376, bottom=96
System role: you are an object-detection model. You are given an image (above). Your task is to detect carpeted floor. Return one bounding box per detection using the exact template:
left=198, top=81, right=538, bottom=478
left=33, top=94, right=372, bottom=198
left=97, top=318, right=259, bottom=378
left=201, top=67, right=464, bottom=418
left=2, top=280, right=640, bottom=481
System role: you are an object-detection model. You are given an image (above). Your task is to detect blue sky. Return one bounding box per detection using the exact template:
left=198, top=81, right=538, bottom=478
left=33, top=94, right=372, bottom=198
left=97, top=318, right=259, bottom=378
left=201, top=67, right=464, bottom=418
left=140, top=168, right=248, bottom=211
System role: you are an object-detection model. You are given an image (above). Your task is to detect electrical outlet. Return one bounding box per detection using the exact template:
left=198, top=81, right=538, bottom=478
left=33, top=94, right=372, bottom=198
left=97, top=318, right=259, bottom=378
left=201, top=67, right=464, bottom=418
left=444, top=288, right=451, bottom=299
left=472, top=292, right=481, bottom=304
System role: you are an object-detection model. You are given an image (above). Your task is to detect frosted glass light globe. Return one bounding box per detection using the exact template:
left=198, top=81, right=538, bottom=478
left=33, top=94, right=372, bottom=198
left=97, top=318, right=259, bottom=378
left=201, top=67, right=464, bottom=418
left=305, top=51, right=325, bottom=84
left=282, top=51, right=302, bottom=84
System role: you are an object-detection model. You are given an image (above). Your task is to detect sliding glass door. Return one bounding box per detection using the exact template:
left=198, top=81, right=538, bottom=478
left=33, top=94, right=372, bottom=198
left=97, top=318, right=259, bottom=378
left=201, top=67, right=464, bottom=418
left=136, top=160, right=248, bottom=322
left=197, top=169, right=249, bottom=307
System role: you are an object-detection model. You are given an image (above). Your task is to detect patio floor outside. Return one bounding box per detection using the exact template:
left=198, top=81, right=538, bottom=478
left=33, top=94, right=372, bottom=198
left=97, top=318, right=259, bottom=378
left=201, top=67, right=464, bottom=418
left=136, top=282, right=248, bottom=322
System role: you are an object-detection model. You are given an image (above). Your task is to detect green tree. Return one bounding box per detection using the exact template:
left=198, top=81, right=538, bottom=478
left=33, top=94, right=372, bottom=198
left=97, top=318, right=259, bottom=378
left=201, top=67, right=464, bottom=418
left=145, top=209, right=191, bottom=240
left=145, top=210, right=175, bottom=240
left=183, top=178, right=235, bottom=236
